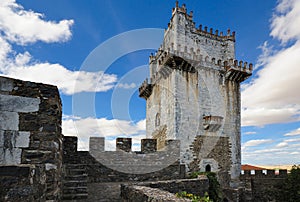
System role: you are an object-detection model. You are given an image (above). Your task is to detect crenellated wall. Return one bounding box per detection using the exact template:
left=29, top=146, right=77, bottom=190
left=240, top=169, right=288, bottom=201
left=63, top=136, right=185, bottom=181
left=0, top=76, right=63, bottom=201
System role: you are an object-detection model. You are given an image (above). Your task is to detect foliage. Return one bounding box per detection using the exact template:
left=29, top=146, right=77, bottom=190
left=175, top=191, right=212, bottom=202
left=188, top=172, right=223, bottom=202
left=275, top=165, right=300, bottom=202
left=189, top=171, right=206, bottom=179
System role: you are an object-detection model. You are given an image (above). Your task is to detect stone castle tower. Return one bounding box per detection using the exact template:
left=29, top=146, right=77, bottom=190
left=139, top=2, right=252, bottom=188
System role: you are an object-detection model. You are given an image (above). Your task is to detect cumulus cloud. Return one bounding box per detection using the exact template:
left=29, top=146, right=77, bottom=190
left=284, top=128, right=300, bottom=136
left=242, top=137, right=300, bottom=165
left=1, top=59, right=117, bottom=95
left=276, top=142, right=288, bottom=148
left=270, top=0, right=300, bottom=44
left=243, top=139, right=273, bottom=147
left=243, top=131, right=257, bottom=135
left=0, top=0, right=117, bottom=95
left=62, top=116, right=146, bottom=150
left=0, top=0, right=73, bottom=44
left=241, top=0, right=300, bottom=126
left=116, top=83, right=137, bottom=89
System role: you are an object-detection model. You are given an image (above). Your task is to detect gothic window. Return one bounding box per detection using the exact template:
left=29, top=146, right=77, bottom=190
left=155, top=113, right=160, bottom=127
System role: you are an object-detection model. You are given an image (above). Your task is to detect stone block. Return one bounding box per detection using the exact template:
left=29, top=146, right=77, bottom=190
left=90, top=137, right=105, bottom=152
left=141, top=139, right=157, bottom=153
left=0, top=94, right=40, bottom=113
left=0, top=77, right=14, bottom=92
left=63, top=136, right=78, bottom=153
left=0, top=166, right=30, bottom=177
left=0, top=111, right=19, bottom=130
left=0, top=148, right=22, bottom=165
left=116, top=138, right=132, bottom=152
left=0, top=131, right=30, bottom=149
left=15, top=131, right=30, bottom=148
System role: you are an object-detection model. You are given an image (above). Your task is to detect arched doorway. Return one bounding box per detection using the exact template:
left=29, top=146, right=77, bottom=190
left=205, top=164, right=211, bottom=172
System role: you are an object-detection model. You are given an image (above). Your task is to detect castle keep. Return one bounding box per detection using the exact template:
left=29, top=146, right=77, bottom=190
left=139, top=2, right=252, bottom=188
left=0, top=2, right=289, bottom=202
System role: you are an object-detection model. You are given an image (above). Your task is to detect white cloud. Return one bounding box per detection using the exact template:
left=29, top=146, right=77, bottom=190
left=243, top=139, right=273, bottom=147
left=242, top=136, right=300, bottom=165
left=276, top=142, right=288, bottom=148
left=0, top=36, right=11, bottom=66
left=1, top=61, right=117, bottom=95
left=62, top=116, right=146, bottom=150
left=116, top=83, right=137, bottom=89
left=241, top=0, right=300, bottom=127
left=255, top=41, right=275, bottom=69
left=270, top=0, right=300, bottom=43
left=285, top=137, right=300, bottom=143
left=0, top=0, right=73, bottom=45
left=243, top=131, right=257, bottom=135
left=0, top=0, right=117, bottom=95
left=284, top=128, right=300, bottom=136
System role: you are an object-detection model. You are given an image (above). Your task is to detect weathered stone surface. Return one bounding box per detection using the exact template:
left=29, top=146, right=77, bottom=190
left=0, top=111, right=19, bottom=130
left=189, top=136, right=231, bottom=187
left=0, top=76, right=63, bottom=201
left=15, top=131, right=30, bottom=148
left=0, top=148, right=22, bottom=164
left=0, top=94, right=40, bottom=113
left=0, top=77, right=14, bottom=92
left=64, top=137, right=184, bottom=182
left=0, top=165, right=47, bottom=201
left=121, top=178, right=209, bottom=202
left=89, top=137, right=180, bottom=174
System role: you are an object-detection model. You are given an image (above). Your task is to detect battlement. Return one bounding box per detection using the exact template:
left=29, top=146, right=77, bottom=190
left=88, top=137, right=180, bottom=174
left=138, top=79, right=153, bottom=100
left=240, top=169, right=288, bottom=178
left=172, top=2, right=193, bottom=22
left=170, top=1, right=235, bottom=42
left=89, top=137, right=176, bottom=153
left=224, top=59, right=253, bottom=82
left=147, top=50, right=253, bottom=85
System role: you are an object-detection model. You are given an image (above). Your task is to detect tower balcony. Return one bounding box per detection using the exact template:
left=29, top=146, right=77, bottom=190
left=203, top=115, right=223, bottom=132
left=157, top=51, right=195, bottom=73
left=139, top=79, right=153, bottom=100
left=224, top=59, right=253, bottom=82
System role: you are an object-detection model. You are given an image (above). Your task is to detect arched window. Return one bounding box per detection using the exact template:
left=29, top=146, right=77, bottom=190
left=155, top=113, right=160, bottom=127
left=205, top=164, right=211, bottom=172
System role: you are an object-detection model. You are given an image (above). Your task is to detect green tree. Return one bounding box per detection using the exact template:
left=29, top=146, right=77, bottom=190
left=276, top=165, right=300, bottom=202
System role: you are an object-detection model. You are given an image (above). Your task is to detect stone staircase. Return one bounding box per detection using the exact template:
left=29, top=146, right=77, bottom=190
left=62, top=164, right=88, bottom=200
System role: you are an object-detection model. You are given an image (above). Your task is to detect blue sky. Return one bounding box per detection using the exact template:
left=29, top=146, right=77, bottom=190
left=0, top=0, right=299, bottom=166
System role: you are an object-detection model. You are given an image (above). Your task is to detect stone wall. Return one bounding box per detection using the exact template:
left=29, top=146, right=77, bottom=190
left=63, top=136, right=185, bottom=183
left=121, top=178, right=210, bottom=202
left=0, top=165, right=46, bottom=201
left=189, top=136, right=231, bottom=187
left=62, top=136, right=185, bottom=200
left=0, top=76, right=63, bottom=201
left=240, top=170, right=287, bottom=201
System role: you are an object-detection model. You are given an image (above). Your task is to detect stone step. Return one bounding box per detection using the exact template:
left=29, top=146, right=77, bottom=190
left=62, top=164, right=88, bottom=200
left=64, top=174, right=87, bottom=181
left=62, top=193, right=88, bottom=200
left=67, top=169, right=86, bottom=175
left=63, top=187, right=87, bottom=195
left=63, top=180, right=87, bottom=187
left=64, top=164, right=86, bottom=169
